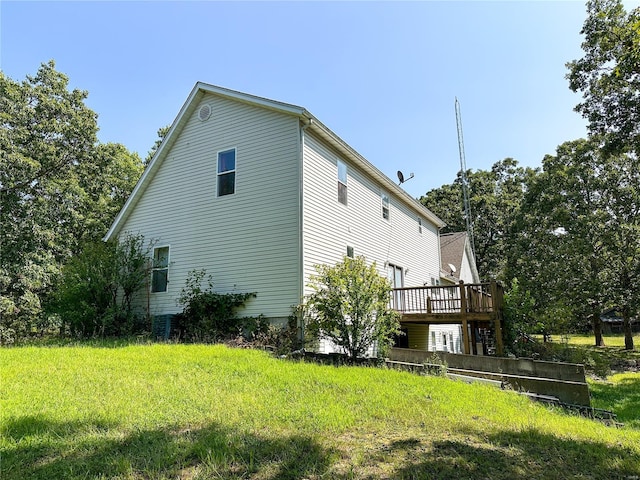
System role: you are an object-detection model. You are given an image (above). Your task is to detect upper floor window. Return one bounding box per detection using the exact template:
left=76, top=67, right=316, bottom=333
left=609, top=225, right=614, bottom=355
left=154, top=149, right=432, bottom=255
left=418, top=217, right=423, bottom=233
left=217, top=148, right=236, bottom=196
left=381, top=192, right=390, bottom=220
left=337, top=160, right=347, bottom=205
left=152, top=246, right=169, bottom=293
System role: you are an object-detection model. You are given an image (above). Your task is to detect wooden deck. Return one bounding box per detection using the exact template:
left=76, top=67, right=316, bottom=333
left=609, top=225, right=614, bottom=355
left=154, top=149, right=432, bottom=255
left=391, top=281, right=504, bottom=355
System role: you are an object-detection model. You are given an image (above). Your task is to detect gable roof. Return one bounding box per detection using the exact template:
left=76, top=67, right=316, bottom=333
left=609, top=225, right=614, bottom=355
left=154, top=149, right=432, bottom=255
left=440, top=231, right=480, bottom=283
left=105, top=83, right=445, bottom=240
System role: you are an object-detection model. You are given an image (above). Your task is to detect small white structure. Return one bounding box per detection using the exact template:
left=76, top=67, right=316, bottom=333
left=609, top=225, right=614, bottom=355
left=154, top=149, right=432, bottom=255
left=105, top=83, right=447, bottom=339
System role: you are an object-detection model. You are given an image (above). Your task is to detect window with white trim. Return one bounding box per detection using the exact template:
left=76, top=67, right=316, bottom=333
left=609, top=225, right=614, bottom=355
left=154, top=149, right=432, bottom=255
left=151, top=246, right=169, bottom=293
left=217, top=148, right=236, bottom=196
left=418, top=217, right=422, bottom=233
left=337, top=160, right=347, bottom=205
left=381, top=192, right=390, bottom=220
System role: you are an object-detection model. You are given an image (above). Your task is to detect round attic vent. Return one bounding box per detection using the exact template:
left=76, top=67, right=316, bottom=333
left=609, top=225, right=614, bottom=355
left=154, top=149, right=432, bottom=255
left=198, top=104, right=211, bottom=121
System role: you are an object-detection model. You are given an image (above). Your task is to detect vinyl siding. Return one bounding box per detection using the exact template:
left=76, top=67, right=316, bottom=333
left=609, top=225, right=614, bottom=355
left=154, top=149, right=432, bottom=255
left=302, top=132, right=441, bottom=295
left=428, top=325, right=463, bottom=353
left=119, top=93, right=301, bottom=319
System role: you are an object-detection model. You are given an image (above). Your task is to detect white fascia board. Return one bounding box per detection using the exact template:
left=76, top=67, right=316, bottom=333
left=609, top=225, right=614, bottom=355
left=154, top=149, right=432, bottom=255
left=303, top=112, right=446, bottom=229
left=196, top=82, right=305, bottom=117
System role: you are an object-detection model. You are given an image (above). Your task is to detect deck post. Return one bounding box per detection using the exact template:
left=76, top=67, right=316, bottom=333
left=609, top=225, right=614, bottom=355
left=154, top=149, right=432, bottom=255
left=459, top=280, right=470, bottom=354
left=490, top=280, right=504, bottom=355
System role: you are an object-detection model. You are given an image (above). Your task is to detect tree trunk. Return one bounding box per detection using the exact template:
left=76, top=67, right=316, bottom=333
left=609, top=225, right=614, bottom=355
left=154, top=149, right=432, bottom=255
left=622, top=307, right=635, bottom=351
left=593, top=307, right=605, bottom=347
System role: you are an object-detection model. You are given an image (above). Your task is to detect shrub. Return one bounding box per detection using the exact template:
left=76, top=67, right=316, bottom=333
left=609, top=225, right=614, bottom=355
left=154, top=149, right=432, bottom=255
left=47, top=234, right=152, bottom=338
left=174, top=270, right=259, bottom=342
left=302, top=256, right=401, bottom=360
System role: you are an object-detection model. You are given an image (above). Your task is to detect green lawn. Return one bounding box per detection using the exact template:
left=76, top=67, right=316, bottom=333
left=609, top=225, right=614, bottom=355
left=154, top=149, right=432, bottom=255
left=547, top=333, right=640, bottom=347
left=2, top=343, right=639, bottom=479
left=589, top=373, right=640, bottom=428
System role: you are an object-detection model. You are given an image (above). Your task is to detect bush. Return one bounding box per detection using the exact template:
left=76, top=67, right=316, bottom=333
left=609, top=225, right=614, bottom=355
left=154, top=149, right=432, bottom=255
left=302, top=256, right=401, bottom=360
left=174, top=270, right=260, bottom=342
left=48, top=234, right=152, bottom=338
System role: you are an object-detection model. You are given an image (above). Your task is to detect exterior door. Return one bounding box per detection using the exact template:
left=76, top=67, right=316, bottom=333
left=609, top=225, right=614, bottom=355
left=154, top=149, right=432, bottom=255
left=387, top=263, right=404, bottom=310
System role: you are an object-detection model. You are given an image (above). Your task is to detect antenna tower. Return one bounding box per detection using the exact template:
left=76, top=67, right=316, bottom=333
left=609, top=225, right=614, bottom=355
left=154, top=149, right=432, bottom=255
left=455, top=97, right=476, bottom=258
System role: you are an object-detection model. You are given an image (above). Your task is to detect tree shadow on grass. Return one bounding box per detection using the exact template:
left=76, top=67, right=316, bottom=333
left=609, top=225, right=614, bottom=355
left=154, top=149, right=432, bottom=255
left=589, top=375, right=640, bottom=427
left=2, top=416, right=335, bottom=480
left=392, top=427, right=640, bottom=480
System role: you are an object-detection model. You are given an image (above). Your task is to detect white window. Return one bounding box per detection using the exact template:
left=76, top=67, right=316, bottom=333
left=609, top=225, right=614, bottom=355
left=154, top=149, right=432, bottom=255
left=381, top=192, right=390, bottom=220
left=337, top=160, right=347, bottom=205
left=431, top=331, right=436, bottom=351
left=418, top=217, right=422, bottom=233
left=151, top=246, right=169, bottom=293
left=217, top=148, right=236, bottom=197
left=449, top=333, right=454, bottom=352
left=442, top=332, right=448, bottom=351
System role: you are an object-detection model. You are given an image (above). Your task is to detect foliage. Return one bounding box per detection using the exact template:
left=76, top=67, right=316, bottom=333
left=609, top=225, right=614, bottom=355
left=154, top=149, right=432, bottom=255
left=303, top=256, right=401, bottom=359
left=420, top=158, right=535, bottom=280
left=567, top=0, right=640, bottom=155
left=174, top=269, right=260, bottom=342
left=0, top=61, right=143, bottom=339
left=144, top=124, right=170, bottom=165
left=502, top=278, right=536, bottom=351
left=509, top=138, right=638, bottom=349
left=2, top=344, right=640, bottom=479
left=46, top=234, right=152, bottom=339
left=251, top=307, right=303, bottom=355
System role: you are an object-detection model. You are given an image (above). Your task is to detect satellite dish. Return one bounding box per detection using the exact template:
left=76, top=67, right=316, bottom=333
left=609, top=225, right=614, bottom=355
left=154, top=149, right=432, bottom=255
left=397, top=170, right=415, bottom=185
left=448, top=263, right=457, bottom=273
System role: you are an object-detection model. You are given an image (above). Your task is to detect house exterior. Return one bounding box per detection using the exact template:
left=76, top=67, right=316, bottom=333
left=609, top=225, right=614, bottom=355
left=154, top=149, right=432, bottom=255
left=399, top=231, right=481, bottom=354
left=105, top=83, right=446, bottom=338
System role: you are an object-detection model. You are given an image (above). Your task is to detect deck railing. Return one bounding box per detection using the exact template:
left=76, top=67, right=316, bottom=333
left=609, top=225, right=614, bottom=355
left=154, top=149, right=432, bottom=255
left=391, top=281, right=502, bottom=315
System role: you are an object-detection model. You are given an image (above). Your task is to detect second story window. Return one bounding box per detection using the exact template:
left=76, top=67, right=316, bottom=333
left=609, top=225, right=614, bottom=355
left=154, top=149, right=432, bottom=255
left=381, top=192, right=390, bottom=220
left=217, top=148, right=236, bottom=197
left=337, top=160, right=347, bottom=205
left=418, top=217, right=422, bottom=233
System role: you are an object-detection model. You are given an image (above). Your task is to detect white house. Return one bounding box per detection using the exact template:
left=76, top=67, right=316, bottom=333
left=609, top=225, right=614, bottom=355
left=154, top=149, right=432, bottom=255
left=105, top=83, right=449, bottom=342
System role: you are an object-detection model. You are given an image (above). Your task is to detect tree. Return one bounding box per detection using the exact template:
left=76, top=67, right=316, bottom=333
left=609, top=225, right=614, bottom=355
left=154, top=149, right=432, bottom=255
left=420, top=158, right=535, bottom=280
left=303, top=256, right=401, bottom=360
left=0, top=62, right=143, bottom=339
left=145, top=125, right=170, bottom=165
left=567, top=0, right=640, bottom=155
left=48, top=233, right=152, bottom=338
left=509, top=138, right=638, bottom=349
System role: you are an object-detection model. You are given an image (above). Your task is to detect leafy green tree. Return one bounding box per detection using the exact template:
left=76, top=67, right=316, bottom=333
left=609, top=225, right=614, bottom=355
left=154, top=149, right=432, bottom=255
left=567, top=0, right=640, bottom=154
left=0, top=62, right=143, bottom=337
left=421, top=158, right=535, bottom=280
left=510, top=138, right=638, bottom=349
left=303, top=256, right=401, bottom=360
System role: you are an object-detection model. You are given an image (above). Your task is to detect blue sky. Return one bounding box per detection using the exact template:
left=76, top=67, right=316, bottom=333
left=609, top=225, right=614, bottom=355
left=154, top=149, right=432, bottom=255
left=2, top=1, right=637, bottom=198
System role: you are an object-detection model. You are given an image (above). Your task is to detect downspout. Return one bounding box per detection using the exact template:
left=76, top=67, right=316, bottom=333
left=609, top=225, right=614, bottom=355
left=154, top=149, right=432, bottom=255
left=299, top=117, right=313, bottom=342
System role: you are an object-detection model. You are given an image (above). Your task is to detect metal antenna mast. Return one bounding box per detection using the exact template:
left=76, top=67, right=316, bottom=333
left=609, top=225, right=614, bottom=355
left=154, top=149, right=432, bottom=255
left=455, top=97, right=476, bottom=258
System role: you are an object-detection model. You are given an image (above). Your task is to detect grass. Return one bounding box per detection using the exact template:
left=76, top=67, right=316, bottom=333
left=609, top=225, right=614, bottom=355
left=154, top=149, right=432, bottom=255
left=2, top=342, right=640, bottom=479
left=546, top=333, right=640, bottom=348
left=589, top=373, right=640, bottom=428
